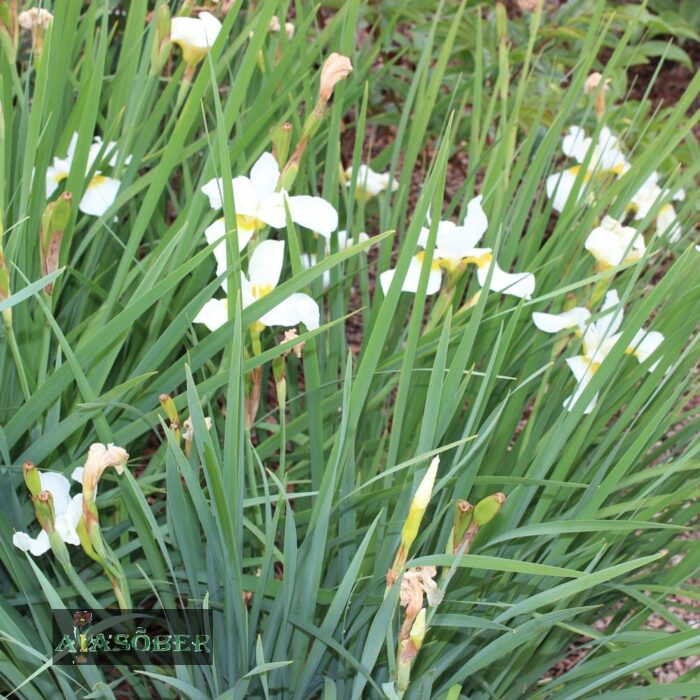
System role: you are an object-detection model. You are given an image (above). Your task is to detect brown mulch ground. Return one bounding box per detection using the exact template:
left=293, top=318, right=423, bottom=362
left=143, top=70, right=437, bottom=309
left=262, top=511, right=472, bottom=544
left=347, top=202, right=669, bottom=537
left=627, top=40, right=700, bottom=141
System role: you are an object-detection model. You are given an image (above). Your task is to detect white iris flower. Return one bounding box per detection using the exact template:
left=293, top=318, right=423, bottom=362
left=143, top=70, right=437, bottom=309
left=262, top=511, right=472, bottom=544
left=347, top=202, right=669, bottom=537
left=584, top=215, right=645, bottom=269
left=195, top=239, right=320, bottom=332
left=12, top=472, right=82, bottom=556
left=201, top=152, right=338, bottom=257
left=170, top=12, right=222, bottom=66
left=533, top=290, right=664, bottom=413
left=546, top=126, right=629, bottom=213
left=379, top=196, right=535, bottom=299
left=301, top=229, right=370, bottom=288
left=628, top=171, right=685, bottom=243
left=343, top=164, right=398, bottom=201
left=46, top=133, right=128, bottom=216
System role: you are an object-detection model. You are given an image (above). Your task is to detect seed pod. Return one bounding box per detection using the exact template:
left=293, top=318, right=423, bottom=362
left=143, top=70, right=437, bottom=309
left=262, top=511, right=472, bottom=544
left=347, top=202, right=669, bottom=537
left=473, top=492, right=506, bottom=527
left=449, top=499, right=473, bottom=554
left=33, top=490, right=55, bottom=532
left=159, top=393, right=181, bottom=442
left=271, top=122, right=292, bottom=169
left=23, top=461, right=41, bottom=497
left=40, top=192, right=72, bottom=294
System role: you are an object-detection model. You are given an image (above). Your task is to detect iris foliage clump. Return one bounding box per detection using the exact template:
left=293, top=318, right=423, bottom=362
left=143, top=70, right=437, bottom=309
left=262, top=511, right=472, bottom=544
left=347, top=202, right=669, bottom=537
left=0, top=1, right=698, bottom=698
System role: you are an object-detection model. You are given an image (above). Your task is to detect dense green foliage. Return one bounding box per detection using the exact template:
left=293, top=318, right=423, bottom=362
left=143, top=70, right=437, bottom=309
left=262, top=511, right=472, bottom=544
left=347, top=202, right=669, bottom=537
left=0, top=1, right=698, bottom=698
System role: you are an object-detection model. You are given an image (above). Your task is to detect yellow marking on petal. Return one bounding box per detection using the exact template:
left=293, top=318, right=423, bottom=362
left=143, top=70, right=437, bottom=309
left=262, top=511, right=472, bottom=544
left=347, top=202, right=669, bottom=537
left=237, top=214, right=265, bottom=233
left=354, top=187, right=374, bottom=203
left=608, top=163, right=625, bottom=176
left=54, top=172, right=68, bottom=185
left=250, top=320, right=266, bottom=335
left=415, top=251, right=443, bottom=272
left=467, top=252, right=494, bottom=269
left=173, top=40, right=208, bottom=67
left=439, top=258, right=460, bottom=273
left=568, top=165, right=593, bottom=183
left=659, top=203, right=674, bottom=216
left=89, top=174, right=106, bottom=188
left=584, top=357, right=601, bottom=373
left=251, top=283, right=274, bottom=299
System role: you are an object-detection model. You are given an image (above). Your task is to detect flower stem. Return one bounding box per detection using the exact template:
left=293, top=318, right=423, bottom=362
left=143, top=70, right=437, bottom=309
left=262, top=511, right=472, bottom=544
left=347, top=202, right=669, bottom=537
left=424, top=285, right=456, bottom=334
left=176, top=65, right=195, bottom=109
left=110, top=573, right=131, bottom=611
left=3, top=316, right=31, bottom=402
left=276, top=374, right=287, bottom=475
left=589, top=275, right=608, bottom=309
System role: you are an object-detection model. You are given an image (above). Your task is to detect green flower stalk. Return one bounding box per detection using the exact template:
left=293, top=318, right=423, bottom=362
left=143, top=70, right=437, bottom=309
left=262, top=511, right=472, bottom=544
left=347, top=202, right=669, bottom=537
left=271, top=122, right=293, bottom=168
left=0, top=239, right=30, bottom=400
left=397, top=608, right=426, bottom=697
left=585, top=72, right=610, bottom=121
left=160, top=393, right=181, bottom=443
left=14, top=465, right=82, bottom=560
left=393, top=492, right=504, bottom=697
left=0, top=245, right=11, bottom=327
left=279, top=52, right=352, bottom=190
left=272, top=355, right=286, bottom=411
left=425, top=278, right=458, bottom=332
left=32, top=490, right=72, bottom=569
left=0, top=1, right=19, bottom=57
left=149, top=3, right=172, bottom=77
left=273, top=330, right=304, bottom=473
left=12, top=465, right=110, bottom=610
left=245, top=325, right=264, bottom=431
left=74, top=443, right=132, bottom=609
left=589, top=276, right=610, bottom=311
left=18, top=7, right=52, bottom=68
left=32, top=489, right=55, bottom=532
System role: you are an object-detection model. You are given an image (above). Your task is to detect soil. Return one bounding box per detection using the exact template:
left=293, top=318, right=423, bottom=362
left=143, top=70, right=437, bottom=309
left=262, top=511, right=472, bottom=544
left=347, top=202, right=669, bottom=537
left=627, top=39, right=700, bottom=141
